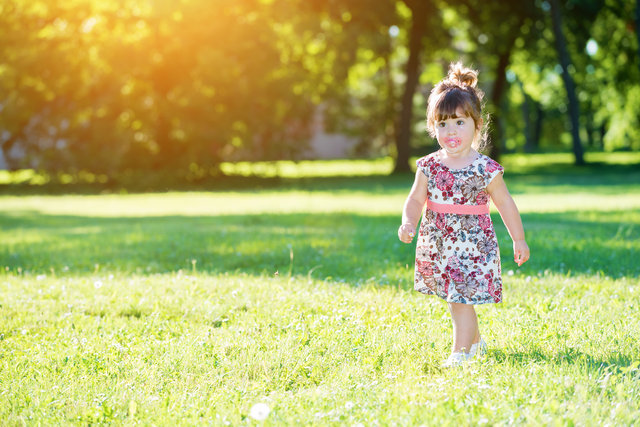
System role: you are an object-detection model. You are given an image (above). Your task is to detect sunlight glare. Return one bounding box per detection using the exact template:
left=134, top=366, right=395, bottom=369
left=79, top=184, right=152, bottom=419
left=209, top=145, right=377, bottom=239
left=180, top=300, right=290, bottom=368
left=81, top=17, right=98, bottom=33
left=586, top=39, right=598, bottom=56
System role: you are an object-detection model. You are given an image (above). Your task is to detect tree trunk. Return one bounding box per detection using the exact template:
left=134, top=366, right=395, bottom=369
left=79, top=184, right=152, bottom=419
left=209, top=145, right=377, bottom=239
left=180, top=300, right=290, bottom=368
left=636, top=0, right=640, bottom=74
left=585, top=99, right=595, bottom=148
left=549, top=0, right=585, bottom=165
left=383, top=51, right=396, bottom=152
left=488, top=49, right=511, bottom=160
left=586, top=117, right=595, bottom=148
left=533, top=102, right=544, bottom=148
left=520, top=81, right=535, bottom=153
left=487, top=14, right=525, bottom=160
left=393, top=1, right=429, bottom=174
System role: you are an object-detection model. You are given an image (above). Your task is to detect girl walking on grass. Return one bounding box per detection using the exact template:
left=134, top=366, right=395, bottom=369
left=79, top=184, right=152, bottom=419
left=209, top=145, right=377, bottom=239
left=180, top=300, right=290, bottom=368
left=398, top=62, right=530, bottom=367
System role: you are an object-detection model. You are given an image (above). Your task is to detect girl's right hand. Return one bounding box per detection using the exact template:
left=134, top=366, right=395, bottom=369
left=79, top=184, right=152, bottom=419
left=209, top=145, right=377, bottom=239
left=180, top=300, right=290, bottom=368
left=398, top=223, right=416, bottom=244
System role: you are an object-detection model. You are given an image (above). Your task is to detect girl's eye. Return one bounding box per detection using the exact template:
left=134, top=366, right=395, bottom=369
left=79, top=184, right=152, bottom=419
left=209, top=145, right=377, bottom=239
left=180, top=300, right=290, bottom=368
left=457, top=120, right=465, bottom=125
left=438, top=122, right=446, bottom=127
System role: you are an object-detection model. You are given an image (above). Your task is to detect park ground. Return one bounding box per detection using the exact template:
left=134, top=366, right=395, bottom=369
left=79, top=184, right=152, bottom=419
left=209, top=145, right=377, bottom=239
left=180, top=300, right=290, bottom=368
left=1, top=152, right=639, bottom=425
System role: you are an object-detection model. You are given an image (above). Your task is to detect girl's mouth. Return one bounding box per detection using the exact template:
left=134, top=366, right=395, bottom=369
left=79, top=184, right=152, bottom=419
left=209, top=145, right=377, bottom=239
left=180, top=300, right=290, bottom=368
left=445, top=138, right=461, bottom=148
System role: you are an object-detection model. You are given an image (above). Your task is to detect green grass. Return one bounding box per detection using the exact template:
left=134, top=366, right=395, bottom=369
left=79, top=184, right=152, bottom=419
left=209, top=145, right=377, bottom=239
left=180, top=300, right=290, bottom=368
left=1, top=153, right=640, bottom=425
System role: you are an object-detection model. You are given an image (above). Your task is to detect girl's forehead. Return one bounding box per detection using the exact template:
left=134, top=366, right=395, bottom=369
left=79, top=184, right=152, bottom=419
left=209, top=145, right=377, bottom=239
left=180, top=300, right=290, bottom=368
left=438, top=108, right=470, bottom=120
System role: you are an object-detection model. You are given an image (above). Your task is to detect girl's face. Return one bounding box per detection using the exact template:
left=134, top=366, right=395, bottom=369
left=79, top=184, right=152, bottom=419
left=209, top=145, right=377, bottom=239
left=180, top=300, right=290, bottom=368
left=435, top=107, right=479, bottom=156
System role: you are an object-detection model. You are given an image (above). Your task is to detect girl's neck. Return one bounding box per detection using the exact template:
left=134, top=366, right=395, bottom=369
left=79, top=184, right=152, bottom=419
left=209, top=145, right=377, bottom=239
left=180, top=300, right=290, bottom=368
left=438, top=148, right=478, bottom=169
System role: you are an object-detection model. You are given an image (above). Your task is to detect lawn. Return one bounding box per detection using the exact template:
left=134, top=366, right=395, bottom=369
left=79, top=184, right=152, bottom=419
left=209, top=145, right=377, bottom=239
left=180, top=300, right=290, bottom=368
left=1, top=153, right=639, bottom=425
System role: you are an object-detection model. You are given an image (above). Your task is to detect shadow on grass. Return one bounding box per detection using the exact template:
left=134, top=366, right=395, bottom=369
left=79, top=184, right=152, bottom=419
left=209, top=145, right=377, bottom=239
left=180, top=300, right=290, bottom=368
left=487, top=348, right=638, bottom=375
left=506, top=159, right=640, bottom=180
left=0, top=174, right=412, bottom=196
left=0, top=208, right=638, bottom=279
left=498, top=210, right=639, bottom=278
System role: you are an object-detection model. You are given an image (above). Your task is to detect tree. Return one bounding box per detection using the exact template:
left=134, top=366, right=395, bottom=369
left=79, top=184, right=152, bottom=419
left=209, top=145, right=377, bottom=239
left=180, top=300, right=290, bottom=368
left=287, top=0, right=400, bottom=159
left=392, top=1, right=431, bottom=173
left=549, top=0, right=585, bottom=165
left=0, top=0, right=320, bottom=175
left=586, top=0, right=640, bottom=151
left=637, top=0, right=640, bottom=74
left=454, top=0, right=541, bottom=159
left=2, top=0, right=639, bottom=177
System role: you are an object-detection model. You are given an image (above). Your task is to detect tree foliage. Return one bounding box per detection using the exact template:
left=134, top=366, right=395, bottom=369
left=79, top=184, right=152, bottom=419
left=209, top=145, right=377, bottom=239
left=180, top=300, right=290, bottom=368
left=0, top=0, right=638, bottom=175
left=1, top=0, right=319, bottom=174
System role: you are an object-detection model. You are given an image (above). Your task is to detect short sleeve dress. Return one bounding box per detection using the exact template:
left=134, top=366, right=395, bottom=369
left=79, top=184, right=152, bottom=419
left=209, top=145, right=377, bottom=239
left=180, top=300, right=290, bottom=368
left=414, top=151, right=505, bottom=305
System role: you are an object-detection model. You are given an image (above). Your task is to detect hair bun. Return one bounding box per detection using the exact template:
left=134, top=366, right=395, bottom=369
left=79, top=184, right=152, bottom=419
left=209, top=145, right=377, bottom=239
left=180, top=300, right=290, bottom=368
left=447, top=62, right=478, bottom=88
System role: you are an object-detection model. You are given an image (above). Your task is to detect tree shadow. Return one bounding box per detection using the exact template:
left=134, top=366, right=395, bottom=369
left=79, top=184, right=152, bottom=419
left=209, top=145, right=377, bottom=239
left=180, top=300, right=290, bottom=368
left=0, top=173, right=412, bottom=196
left=498, top=210, right=639, bottom=277
left=0, top=207, right=637, bottom=279
left=506, top=160, right=640, bottom=183
left=0, top=211, right=411, bottom=280
left=487, top=347, right=637, bottom=375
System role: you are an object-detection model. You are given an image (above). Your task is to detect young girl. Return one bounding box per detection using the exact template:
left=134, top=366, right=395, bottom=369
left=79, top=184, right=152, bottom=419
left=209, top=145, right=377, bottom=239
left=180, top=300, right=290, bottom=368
left=398, top=62, right=530, bottom=367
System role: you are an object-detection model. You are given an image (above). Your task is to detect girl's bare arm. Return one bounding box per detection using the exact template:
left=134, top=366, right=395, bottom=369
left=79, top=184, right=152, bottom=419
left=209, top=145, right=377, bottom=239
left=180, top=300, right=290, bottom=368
left=487, top=174, right=530, bottom=266
left=399, top=169, right=428, bottom=243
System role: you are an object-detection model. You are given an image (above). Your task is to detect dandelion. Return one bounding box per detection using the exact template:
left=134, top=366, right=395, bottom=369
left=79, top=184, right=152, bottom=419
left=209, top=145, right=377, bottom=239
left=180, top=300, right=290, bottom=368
left=345, top=401, right=354, bottom=410
left=249, top=403, right=270, bottom=421
left=36, top=274, right=46, bottom=281
left=128, top=400, right=137, bottom=417
left=94, top=280, right=103, bottom=289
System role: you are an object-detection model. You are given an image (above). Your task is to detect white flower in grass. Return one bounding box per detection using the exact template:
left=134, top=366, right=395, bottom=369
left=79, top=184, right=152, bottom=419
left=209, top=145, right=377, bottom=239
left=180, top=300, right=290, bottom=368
left=36, top=274, right=46, bottom=281
left=345, top=401, right=354, bottom=410
left=249, top=403, right=270, bottom=421
left=94, top=280, right=103, bottom=289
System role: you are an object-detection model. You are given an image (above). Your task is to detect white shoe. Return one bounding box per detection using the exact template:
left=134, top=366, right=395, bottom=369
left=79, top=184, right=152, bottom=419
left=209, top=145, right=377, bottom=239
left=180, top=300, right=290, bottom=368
left=441, top=351, right=471, bottom=368
left=469, top=338, right=487, bottom=359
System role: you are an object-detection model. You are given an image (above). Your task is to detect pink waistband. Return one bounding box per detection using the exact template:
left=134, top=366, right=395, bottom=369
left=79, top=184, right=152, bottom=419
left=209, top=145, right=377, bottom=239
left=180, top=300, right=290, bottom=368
left=426, top=200, right=489, bottom=215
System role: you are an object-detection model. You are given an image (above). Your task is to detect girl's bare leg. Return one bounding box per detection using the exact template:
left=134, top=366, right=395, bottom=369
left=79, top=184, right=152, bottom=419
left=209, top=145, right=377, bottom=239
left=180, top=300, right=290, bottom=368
left=448, top=302, right=481, bottom=353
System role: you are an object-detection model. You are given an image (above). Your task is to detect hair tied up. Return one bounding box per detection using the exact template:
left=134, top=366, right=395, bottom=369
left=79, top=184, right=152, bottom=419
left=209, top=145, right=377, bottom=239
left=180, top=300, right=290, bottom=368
left=447, top=62, right=478, bottom=89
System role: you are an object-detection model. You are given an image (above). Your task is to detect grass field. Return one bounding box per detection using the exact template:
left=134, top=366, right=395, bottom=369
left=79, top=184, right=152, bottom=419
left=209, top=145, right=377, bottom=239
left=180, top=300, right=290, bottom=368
left=1, top=153, right=640, bottom=425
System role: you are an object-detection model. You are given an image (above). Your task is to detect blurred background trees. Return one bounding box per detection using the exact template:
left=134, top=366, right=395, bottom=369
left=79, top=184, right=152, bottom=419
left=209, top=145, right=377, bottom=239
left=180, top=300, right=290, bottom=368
left=1, top=0, right=638, bottom=176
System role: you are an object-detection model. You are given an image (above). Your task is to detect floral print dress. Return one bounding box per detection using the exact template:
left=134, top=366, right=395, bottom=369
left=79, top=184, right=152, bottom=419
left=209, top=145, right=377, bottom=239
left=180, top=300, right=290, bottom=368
left=414, top=152, right=504, bottom=304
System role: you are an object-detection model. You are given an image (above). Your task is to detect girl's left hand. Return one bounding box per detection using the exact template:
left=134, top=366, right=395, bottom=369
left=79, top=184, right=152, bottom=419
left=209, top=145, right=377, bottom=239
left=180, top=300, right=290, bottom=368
left=513, top=240, right=530, bottom=266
